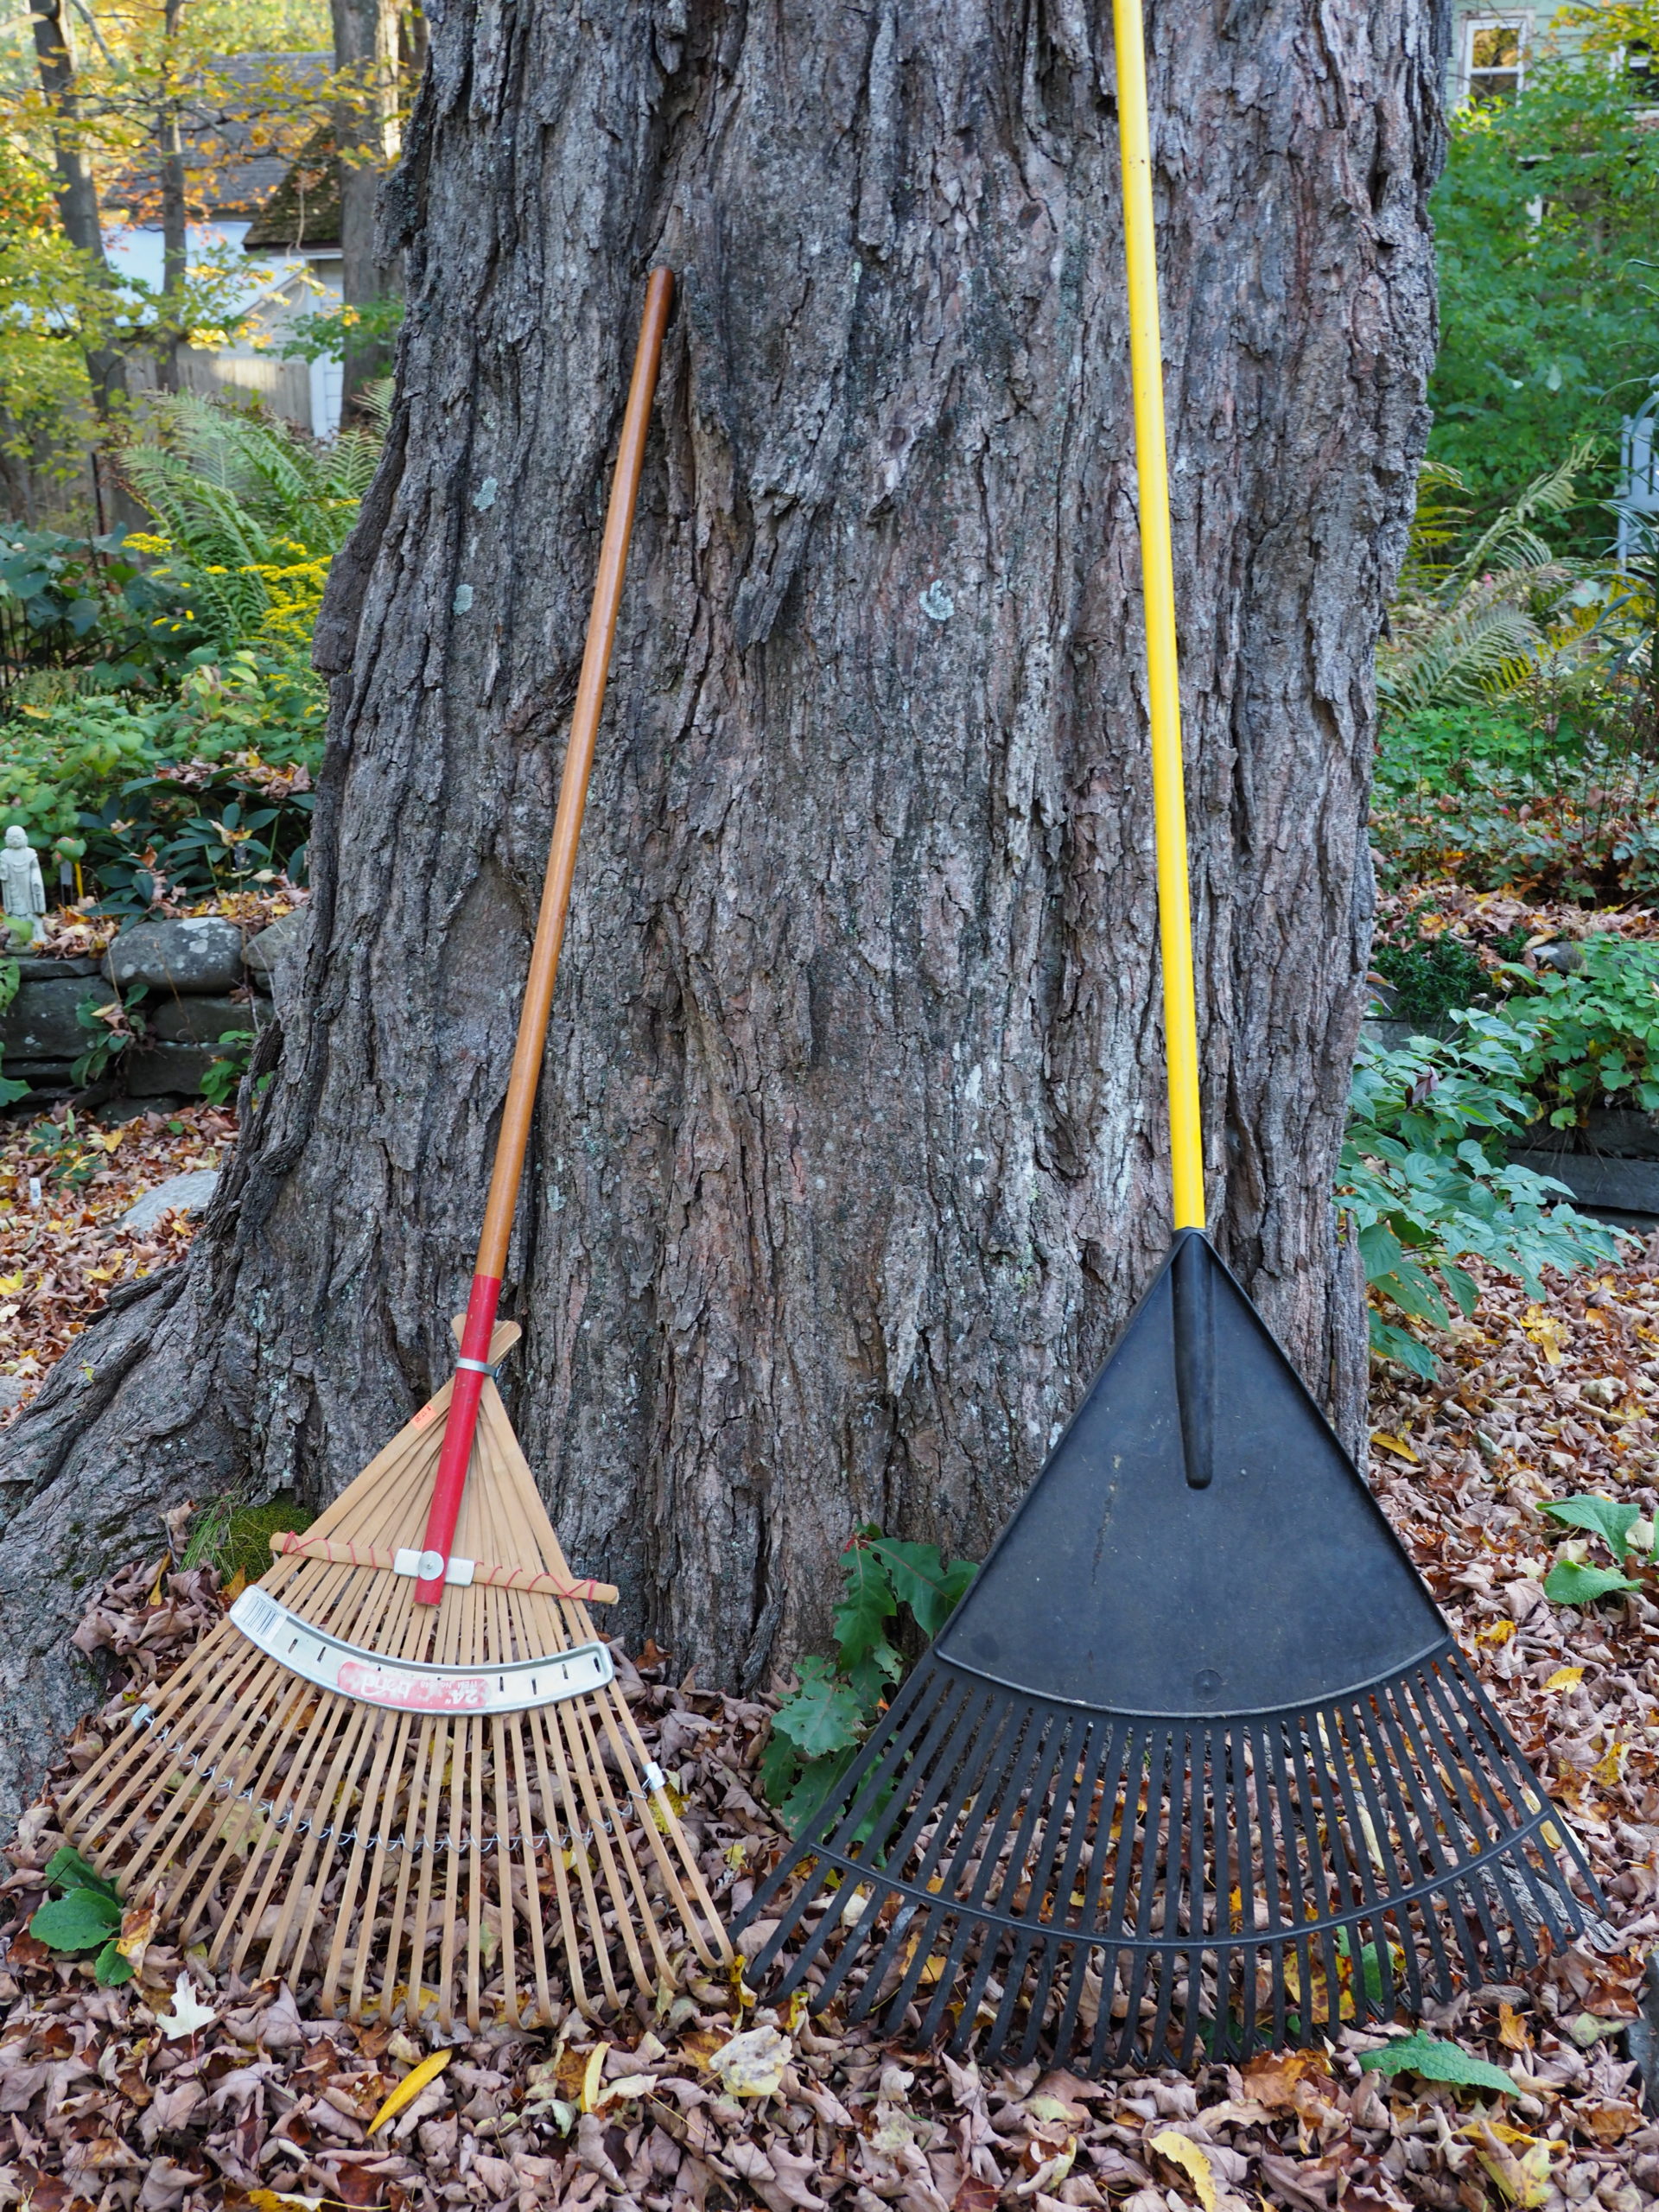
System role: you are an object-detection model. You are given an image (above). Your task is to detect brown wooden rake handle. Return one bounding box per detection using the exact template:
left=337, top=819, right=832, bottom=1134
left=414, top=268, right=676, bottom=1606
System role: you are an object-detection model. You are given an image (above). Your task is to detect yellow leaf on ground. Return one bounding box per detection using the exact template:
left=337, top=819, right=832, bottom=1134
left=580, top=2043, right=609, bottom=2113
left=1521, top=1305, right=1567, bottom=1364
left=1544, top=1667, right=1584, bottom=1692
left=368, top=2046, right=450, bottom=2134
left=1150, top=2129, right=1219, bottom=2211
left=1371, top=1432, right=1420, bottom=1463
left=1592, top=1740, right=1624, bottom=1787
left=1477, top=1619, right=1517, bottom=1646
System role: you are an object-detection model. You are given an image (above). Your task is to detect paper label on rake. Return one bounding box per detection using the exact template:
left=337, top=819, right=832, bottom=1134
left=229, top=1588, right=615, bottom=1714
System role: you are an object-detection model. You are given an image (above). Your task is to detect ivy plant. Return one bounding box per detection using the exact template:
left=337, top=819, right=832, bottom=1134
left=1541, top=1494, right=1658, bottom=1605
left=760, top=1528, right=977, bottom=1834
left=28, top=1847, right=131, bottom=1985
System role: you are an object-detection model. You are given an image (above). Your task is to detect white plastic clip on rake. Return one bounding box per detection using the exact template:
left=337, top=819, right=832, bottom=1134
left=60, top=270, right=729, bottom=2030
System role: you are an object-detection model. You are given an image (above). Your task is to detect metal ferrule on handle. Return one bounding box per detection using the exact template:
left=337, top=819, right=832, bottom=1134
left=414, top=269, right=675, bottom=1605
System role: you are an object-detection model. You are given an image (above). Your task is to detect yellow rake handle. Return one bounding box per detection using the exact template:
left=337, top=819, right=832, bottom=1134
left=1113, top=0, right=1205, bottom=1232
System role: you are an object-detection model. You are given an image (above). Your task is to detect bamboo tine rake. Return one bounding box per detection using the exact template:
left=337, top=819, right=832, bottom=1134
left=733, top=3, right=1602, bottom=2069
left=59, top=268, right=729, bottom=2030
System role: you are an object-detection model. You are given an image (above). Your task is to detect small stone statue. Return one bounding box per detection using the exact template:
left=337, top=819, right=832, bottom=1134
left=0, top=825, right=48, bottom=944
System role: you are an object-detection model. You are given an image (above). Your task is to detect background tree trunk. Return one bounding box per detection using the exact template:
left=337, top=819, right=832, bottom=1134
left=29, top=0, right=134, bottom=435
left=331, top=0, right=403, bottom=409
left=0, top=0, right=1446, bottom=1833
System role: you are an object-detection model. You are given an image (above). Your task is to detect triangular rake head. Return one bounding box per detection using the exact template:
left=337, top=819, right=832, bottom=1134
left=59, top=1325, right=728, bottom=2031
left=736, top=1233, right=1600, bottom=2070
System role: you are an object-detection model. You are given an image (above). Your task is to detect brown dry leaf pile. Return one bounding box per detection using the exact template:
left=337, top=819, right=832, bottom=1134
left=0, top=1105, right=236, bottom=1414
left=1, top=1111, right=1657, bottom=2206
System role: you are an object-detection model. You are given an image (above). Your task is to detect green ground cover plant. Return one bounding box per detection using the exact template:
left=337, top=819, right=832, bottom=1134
left=1539, top=1492, right=1658, bottom=1605
left=1341, top=1028, right=1624, bottom=1376
left=761, top=1527, right=977, bottom=1832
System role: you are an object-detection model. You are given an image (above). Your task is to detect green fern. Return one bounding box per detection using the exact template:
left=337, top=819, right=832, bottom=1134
left=123, top=393, right=384, bottom=567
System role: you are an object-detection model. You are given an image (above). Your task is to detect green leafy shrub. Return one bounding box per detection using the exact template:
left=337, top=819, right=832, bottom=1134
left=0, top=528, right=201, bottom=695
left=0, top=952, right=24, bottom=1109
left=761, top=1528, right=977, bottom=1833
left=1429, top=48, right=1659, bottom=534
left=1371, top=924, right=1489, bottom=1029
left=1540, top=1494, right=1656, bottom=1605
left=200, top=1028, right=257, bottom=1107
left=1461, top=938, right=1659, bottom=1125
left=29, top=1847, right=130, bottom=1984
left=1341, top=1033, right=1623, bottom=1376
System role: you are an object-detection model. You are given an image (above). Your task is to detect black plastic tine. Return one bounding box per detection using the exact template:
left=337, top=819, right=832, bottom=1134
left=1438, top=1662, right=1589, bottom=1954
left=1442, top=1651, right=1539, bottom=1822
left=1415, top=1661, right=1505, bottom=1853
left=1370, top=1675, right=1463, bottom=1999
left=1256, top=1721, right=1300, bottom=2050
left=1390, top=1678, right=1491, bottom=1985
left=1112, top=1726, right=1175, bottom=2069
left=820, top=1662, right=990, bottom=1873
left=973, top=1716, right=1092, bottom=2061
left=740, top=1658, right=938, bottom=1948
left=1428, top=1668, right=1544, bottom=1975
left=1287, top=1713, right=1351, bottom=2041
left=1084, top=1730, right=1153, bottom=2076
left=1015, top=1717, right=1107, bottom=2058
left=880, top=1701, right=1067, bottom=2034
left=1046, top=1719, right=1131, bottom=2065
left=830, top=1682, right=1028, bottom=2020
left=748, top=1671, right=951, bottom=1979
left=1166, top=1725, right=1211, bottom=2067
left=1413, top=1665, right=1525, bottom=1974
left=1320, top=1701, right=1397, bottom=2023
left=946, top=1707, right=1079, bottom=2052
left=999, top=1715, right=1095, bottom=2063
left=1351, top=1694, right=1430, bottom=2018
left=1212, top=1723, right=1255, bottom=2064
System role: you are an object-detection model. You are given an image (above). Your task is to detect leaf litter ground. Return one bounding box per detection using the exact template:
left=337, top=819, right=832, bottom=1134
left=1, top=1109, right=1657, bottom=2209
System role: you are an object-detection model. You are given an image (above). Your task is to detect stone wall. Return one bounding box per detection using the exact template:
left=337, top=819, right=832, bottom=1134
left=1, top=908, right=308, bottom=1108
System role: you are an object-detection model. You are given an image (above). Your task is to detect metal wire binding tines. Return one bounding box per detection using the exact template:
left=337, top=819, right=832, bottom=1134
left=127, top=1705, right=666, bottom=1860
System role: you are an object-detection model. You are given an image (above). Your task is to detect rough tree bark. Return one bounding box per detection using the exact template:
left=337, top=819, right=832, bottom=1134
left=0, top=0, right=1446, bottom=1832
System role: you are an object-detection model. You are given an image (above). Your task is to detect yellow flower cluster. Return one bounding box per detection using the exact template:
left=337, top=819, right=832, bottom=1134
left=246, top=554, right=331, bottom=650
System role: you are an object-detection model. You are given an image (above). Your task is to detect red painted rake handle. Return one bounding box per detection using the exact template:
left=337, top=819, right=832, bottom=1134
left=415, top=268, right=675, bottom=1605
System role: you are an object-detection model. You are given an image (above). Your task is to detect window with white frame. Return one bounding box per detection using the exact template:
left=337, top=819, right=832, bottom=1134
left=1459, top=17, right=1527, bottom=104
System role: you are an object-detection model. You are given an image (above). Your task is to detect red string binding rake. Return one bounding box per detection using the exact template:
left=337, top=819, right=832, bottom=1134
left=59, top=270, right=729, bottom=2030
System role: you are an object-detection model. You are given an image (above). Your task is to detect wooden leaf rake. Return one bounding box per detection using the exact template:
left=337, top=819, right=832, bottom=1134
left=60, top=270, right=729, bottom=2030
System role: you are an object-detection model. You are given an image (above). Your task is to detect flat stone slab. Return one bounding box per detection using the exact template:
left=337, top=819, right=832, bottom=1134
left=1512, top=1148, right=1659, bottom=1215
left=122, top=1170, right=219, bottom=1232
left=123, top=1042, right=223, bottom=1096
left=149, top=995, right=251, bottom=1046
left=105, top=918, right=244, bottom=995
left=244, top=906, right=309, bottom=994
left=0, top=977, right=96, bottom=1061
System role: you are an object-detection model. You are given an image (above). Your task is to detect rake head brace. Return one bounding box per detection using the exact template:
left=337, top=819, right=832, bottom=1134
left=735, top=1233, right=1600, bottom=2070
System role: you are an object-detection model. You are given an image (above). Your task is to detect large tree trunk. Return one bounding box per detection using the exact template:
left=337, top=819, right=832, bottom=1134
left=0, top=0, right=1445, bottom=1834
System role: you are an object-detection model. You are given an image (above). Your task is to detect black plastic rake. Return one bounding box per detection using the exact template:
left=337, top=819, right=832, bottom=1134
left=734, top=1231, right=1599, bottom=2067
left=731, top=0, right=1601, bottom=2071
